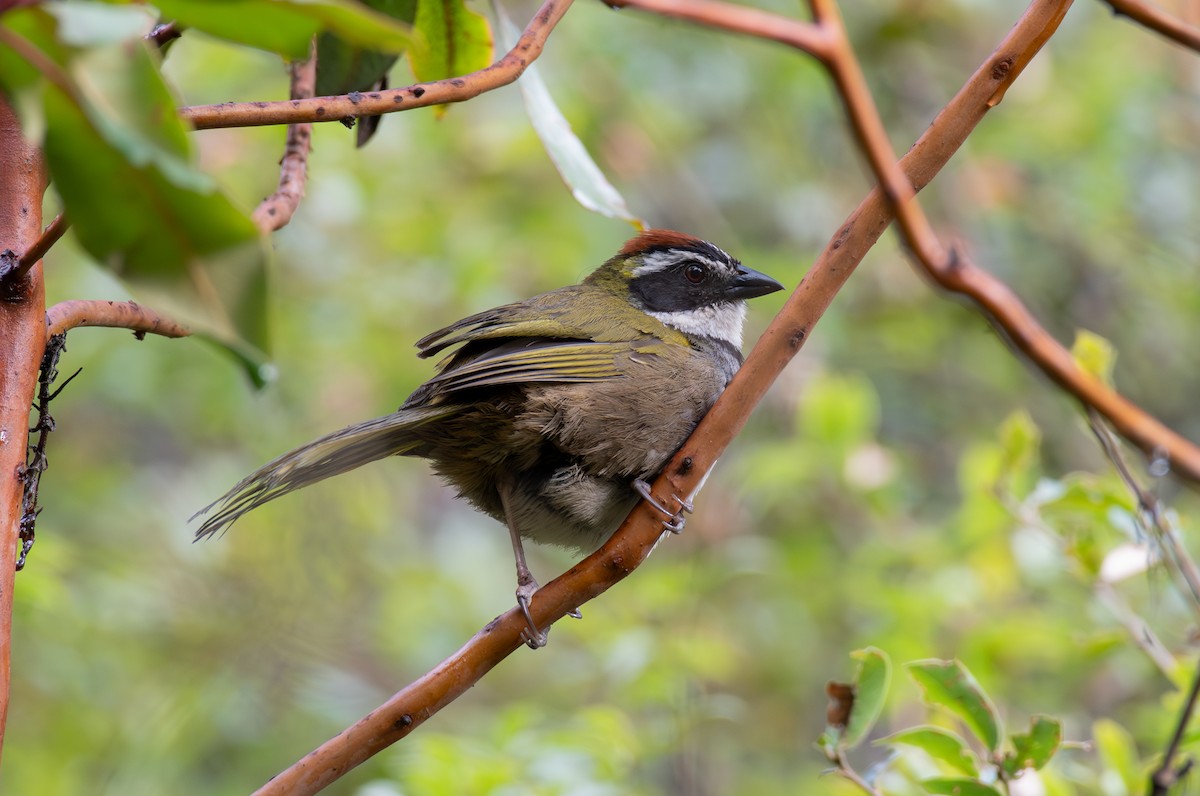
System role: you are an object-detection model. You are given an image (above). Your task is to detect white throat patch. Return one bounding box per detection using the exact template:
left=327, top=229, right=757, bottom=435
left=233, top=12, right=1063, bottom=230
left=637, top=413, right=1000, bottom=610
left=649, top=301, right=747, bottom=348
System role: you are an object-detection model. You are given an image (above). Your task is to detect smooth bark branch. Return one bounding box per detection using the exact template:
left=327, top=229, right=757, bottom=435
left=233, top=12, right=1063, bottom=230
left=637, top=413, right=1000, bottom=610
left=180, top=0, right=573, bottom=131
left=783, top=0, right=1200, bottom=483
left=45, top=300, right=191, bottom=339
left=11, top=213, right=67, bottom=283
left=603, top=0, right=832, bottom=58
left=252, top=43, right=316, bottom=234
left=0, top=99, right=47, bottom=759
left=254, top=2, right=1070, bottom=793
left=1102, top=0, right=1200, bottom=51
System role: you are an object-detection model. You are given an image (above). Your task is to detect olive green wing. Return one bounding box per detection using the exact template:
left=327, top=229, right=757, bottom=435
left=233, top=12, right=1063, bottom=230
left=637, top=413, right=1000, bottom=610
left=404, top=339, right=646, bottom=407
left=415, top=285, right=685, bottom=359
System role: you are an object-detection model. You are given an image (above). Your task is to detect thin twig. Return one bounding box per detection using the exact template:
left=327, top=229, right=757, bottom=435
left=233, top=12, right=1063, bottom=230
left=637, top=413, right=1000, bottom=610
left=252, top=42, right=316, bottom=233
left=1095, top=582, right=1178, bottom=680
left=1150, top=658, right=1200, bottom=794
left=1088, top=410, right=1200, bottom=618
left=1102, top=0, right=1200, bottom=52
left=17, top=334, right=71, bottom=571
left=252, top=3, right=1072, bottom=793
left=834, top=749, right=887, bottom=796
left=8, top=213, right=68, bottom=284
left=603, top=0, right=832, bottom=58
left=145, top=22, right=183, bottom=49
left=45, top=300, right=191, bottom=339
left=180, top=0, right=573, bottom=130
left=784, top=0, right=1200, bottom=486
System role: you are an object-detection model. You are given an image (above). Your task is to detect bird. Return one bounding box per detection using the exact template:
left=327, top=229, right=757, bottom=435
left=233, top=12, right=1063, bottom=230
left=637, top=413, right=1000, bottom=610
left=193, top=230, right=783, bottom=646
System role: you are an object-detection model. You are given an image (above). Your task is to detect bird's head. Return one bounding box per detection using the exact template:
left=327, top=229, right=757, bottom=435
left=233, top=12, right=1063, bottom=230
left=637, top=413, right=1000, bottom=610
left=586, top=229, right=784, bottom=348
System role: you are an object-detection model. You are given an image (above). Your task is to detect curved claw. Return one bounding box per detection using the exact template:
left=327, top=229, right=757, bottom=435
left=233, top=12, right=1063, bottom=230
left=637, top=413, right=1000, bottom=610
left=517, top=592, right=548, bottom=649
left=633, top=478, right=691, bottom=534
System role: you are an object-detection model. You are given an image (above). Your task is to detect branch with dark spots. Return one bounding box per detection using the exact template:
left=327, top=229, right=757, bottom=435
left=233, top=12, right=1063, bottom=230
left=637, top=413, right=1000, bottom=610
left=252, top=41, right=317, bottom=233
left=180, top=0, right=572, bottom=130
left=46, top=300, right=191, bottom=339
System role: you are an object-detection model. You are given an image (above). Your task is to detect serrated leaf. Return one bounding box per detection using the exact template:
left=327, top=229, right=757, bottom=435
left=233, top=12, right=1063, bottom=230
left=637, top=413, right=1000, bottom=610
left=410, top=0, right=492, bottom=86
left=494, top=3, right=642, bottom=226
left=879, top=726, right=979, bottom=776
left=1071, top=329, right=1116, bottom=386
left=133, top=0, right=413, bottom=60
left=40, top=41, right=269, bottom=373
left=1003, top=715, right=1061, bottom=776
left=921, top=777, right=1003, bottom=796
left=841, top=647, right=891, bottom=749
left=907, top=660, right=1002, bottom=752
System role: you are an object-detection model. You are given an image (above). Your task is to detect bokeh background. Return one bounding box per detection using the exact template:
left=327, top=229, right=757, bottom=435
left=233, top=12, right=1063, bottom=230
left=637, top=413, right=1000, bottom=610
left=5, top=0, right=1200, bottom=793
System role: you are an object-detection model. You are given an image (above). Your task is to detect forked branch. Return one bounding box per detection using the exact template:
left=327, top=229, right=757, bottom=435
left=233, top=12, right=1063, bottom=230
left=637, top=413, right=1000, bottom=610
left=180, top=0, right=573, bottom=130
left=252, top=2, right=1072, bottom=792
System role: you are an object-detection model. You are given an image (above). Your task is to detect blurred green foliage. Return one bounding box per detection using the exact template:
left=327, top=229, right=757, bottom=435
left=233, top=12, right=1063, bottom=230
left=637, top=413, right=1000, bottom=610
left=2, top=0, right=1200, bottom=793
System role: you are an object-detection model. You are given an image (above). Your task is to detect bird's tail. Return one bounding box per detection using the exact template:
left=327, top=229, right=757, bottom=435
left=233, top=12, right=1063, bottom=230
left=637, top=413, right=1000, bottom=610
left=192, top=405, right=455, bottom=540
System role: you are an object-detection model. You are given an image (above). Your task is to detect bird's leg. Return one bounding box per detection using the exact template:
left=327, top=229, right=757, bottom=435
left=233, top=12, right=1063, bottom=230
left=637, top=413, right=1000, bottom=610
left=633, top=478, right=693, bottom=534
left=496, top=478, right=548, bottom=649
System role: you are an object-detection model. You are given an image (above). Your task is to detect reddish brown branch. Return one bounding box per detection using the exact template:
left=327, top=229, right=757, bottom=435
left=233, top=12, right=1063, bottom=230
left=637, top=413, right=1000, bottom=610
left=252, top=43, right=316, bottom=233
left=791, top=0, right=1200, bottom=483
left=45, top=300, right=191, bottom=339
left=604, top=0, right=832, bottom=58
left=255, top=3, right=1070, bottom=792
left=9, top=213, right=67, bottom=283
left=0, top=99, right=48, bottom=759
left=1102, top=0, right=1200, bottom=52
left=180, top=0, right=572, bottom=131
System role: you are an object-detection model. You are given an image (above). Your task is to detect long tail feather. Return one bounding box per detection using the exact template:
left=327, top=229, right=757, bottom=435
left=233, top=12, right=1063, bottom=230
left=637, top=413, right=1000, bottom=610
left=192, top=406, right=454, bottom=539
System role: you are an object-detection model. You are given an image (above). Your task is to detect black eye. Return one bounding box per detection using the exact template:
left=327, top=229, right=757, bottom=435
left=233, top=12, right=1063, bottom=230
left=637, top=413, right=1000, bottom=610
left=683, top=264, right=705, bottom=284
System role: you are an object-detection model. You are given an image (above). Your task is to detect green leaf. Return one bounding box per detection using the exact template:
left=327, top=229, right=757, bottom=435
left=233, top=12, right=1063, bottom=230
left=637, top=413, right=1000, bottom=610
left=410, top=0, right=493, bottom=85
left=996, top=410, right=1040, bottom=486
left=494, top=3, right=642, bottom=226
left=41, top=42, right=269, bottom=372
left=140, top=0, right=413, bottom=60
left=1003, top=715, right=1062, bottom=776
left=1093, top=718, right=1141, bottom=794
left=841, top=647, right=891, bottom=749
left=921, top=777, right=1003, bottom=796
left=1071, top=329, right=1116, bottom=386
left=315, top=0, right=417, bottom=96
left=879, top=726, right=979, bottom=776
left=907, top=660, right=1002, bottom=752
left=0, top=8, right=71, bottom=97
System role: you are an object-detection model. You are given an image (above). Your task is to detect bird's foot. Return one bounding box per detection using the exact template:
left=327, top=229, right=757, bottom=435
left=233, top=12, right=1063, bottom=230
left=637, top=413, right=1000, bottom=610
left=515, top=576, right=549, bottom=649
left=633, top=479, right=693, bottom=534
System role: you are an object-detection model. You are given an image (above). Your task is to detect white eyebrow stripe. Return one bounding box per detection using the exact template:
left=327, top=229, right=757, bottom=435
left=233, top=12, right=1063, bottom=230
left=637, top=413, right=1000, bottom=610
left=632, top=251, right=730, bottom=277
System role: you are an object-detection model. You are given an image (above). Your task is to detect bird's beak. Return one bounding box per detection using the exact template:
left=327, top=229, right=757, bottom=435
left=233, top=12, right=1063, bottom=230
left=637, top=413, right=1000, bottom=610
left=728, top=265, right=785, bottom=300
